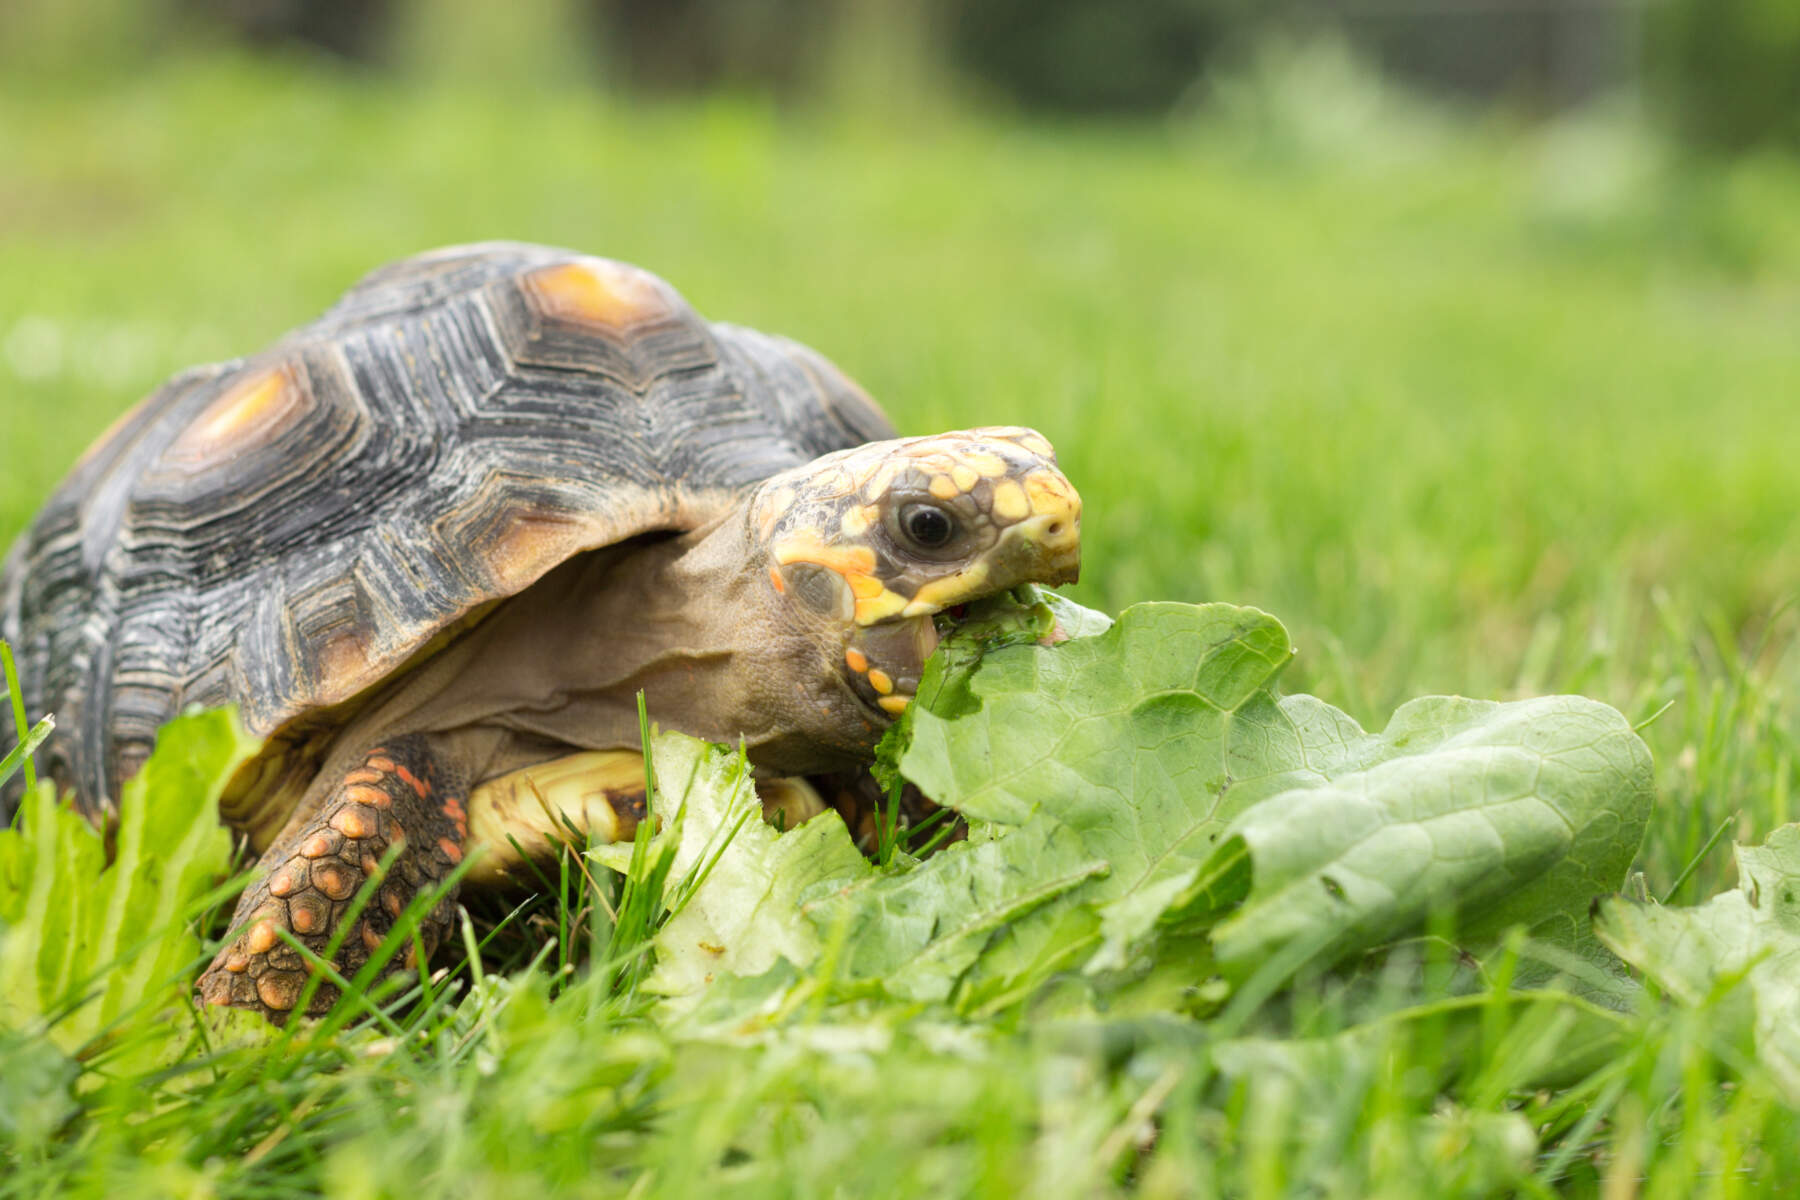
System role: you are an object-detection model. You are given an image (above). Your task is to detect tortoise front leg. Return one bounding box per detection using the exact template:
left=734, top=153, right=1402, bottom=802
left=197, top=735, right=468, bottom=1021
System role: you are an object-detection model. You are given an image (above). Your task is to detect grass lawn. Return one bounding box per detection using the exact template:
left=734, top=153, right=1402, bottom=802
left=3, top=51, right=1800, bottom=1196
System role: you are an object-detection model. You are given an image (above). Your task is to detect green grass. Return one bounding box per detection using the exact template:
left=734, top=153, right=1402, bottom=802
left=4, top=49, right=1800, bottom=1196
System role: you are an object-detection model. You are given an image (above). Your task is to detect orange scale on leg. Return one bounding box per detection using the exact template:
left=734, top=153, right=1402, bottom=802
left=256, top=971, right=304, bottom=1013
left=299, top=832, right=341, bottom=858
left=343, top=783, right=392, bottom=809
left=246, top=912, right=280, bottom=955
left=289, top=896, right=327, bottom=934
left=330, top=807, right=374, bottom=839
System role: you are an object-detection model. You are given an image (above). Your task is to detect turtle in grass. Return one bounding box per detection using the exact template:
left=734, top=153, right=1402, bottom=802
left=0, top=243, right=1082, bottom=1021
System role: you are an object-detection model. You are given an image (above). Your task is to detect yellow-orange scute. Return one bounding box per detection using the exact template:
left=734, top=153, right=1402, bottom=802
left=524, top=260, right=673, bottom=330
left=164, top=366, right=308, bottom=468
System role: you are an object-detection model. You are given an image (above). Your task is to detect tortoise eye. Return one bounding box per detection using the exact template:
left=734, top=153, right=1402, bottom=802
left=899, top=503, right=956, bottom=550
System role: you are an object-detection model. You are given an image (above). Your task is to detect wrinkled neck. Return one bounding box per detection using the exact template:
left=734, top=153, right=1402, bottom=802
left=354, top=508, right=878, bottom=779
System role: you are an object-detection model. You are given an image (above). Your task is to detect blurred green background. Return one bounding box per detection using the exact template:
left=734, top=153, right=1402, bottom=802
left=1, top=0, right=1796, bottom=894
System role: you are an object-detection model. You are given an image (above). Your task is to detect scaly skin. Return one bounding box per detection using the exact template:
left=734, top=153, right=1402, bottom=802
left=197, top=736, right=467, bottom=1022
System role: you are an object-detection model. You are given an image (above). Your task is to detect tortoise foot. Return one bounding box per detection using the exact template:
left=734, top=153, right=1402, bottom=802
left=198, top=736, right=468, bottom=1022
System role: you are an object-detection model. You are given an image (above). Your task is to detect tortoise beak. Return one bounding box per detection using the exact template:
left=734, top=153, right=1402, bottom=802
left=1024, top=468, right=1080, bottom=585
left=996, top=510, right=1081, bottom=589
left=1009, top=466, right=1082, bottom=587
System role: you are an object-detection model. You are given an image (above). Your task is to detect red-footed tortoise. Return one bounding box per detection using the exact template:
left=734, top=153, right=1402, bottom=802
left=0, top=242, right=1081, bottom=1021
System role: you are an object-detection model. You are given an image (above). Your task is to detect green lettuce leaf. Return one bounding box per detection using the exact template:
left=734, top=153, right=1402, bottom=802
left=888, top=599, right=1652, bottom=999
left=1594, top=824, right=1800, bottom=1102
left=0, top=708, right=255, bottom=1057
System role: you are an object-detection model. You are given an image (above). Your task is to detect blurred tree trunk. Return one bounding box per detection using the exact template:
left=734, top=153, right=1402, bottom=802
left=389, top=0, right=593, bottom=87
left=0, top=0, right=180, bottom=79
left=945, top=0, right=1246, bottom=115
left=180, top=0, right=391, bottom=62
left=595, top=0, right=952, bottom=120
left=1650, top=0, right=1800, bottom=150
left=816, top=0, right=954, bottom=121
left=600, top=0, right=829, bottom=96
left=1326, top=0, right=1640, bottom=111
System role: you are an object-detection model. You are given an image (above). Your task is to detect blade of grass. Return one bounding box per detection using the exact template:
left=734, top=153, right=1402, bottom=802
left=0, top=712, right=53, bottom=793
left=877, top=775, right=903, bottom=867
left=1660, top=811, right=1738, bottom=904
left=904, top=806, right=962, bottom=859
left=0, top=640, right=39, bottom=794
left=600, top=691, right=681, bottom=1000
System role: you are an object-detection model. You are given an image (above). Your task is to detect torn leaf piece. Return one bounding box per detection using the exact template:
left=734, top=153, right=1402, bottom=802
left=1596, top=824, right=1800, bottom=1102
left=590, top=731, right=870, bottom=1006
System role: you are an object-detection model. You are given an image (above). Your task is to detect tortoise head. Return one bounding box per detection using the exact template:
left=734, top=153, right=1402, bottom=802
left=752, top=426, right=1081, bottom=720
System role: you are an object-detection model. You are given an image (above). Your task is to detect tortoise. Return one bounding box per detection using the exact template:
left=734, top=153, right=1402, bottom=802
left=0, top=242, right=1082, bottom=1021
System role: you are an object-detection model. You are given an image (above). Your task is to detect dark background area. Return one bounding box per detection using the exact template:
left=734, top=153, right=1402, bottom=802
left=4, top=0, right=1797, bottom=151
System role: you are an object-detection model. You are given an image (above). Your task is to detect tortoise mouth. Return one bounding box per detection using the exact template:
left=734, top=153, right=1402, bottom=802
left=841, top=610, right=945, bottom=719
left=845, top=592, right=1061, bottom=721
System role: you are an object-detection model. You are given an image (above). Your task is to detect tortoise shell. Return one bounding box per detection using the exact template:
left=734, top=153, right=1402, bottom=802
left=0, top=242, right=894, bottom=816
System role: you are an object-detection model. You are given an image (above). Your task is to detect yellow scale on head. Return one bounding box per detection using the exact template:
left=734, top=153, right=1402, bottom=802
left=854, top=589, right=909, bottom=625
left=861, top=461, right=900, bottom=501
left=773, top=528, right=877, bottom=578
left=902, top=562, right=991, bottom=617
left=964, top=449, right=1012, bottom=477
left=1027, top=470, right=1076, bottom=514
left=839, top=504, right=875, bottom=537
left=772, top=527, right=908, bottom=625
left=991, top=480, right=1030, bottom=521
left=847, top=574, right=887, bottom=600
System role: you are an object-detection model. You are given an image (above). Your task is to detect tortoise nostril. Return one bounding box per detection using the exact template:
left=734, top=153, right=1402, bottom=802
left=1047, top=522, right=1064, bottom=536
